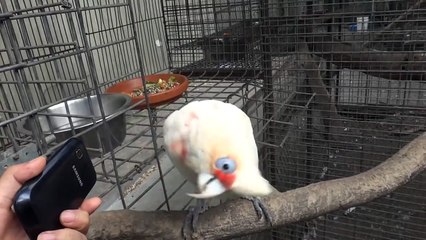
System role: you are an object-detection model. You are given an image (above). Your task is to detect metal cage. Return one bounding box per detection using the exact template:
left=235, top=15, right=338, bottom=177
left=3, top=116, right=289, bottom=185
left=1, top=0, right=425, bottom=240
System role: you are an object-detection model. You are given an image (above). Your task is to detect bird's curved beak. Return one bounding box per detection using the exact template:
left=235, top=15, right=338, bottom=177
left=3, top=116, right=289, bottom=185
left=187, top=173, right=226, bottom=199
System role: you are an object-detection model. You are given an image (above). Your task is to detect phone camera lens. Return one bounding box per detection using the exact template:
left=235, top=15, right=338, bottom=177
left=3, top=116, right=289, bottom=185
left=76, top=149, right=83, bottom=159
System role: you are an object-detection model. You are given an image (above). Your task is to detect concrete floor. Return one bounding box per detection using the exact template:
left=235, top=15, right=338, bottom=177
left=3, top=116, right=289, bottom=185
left=88, top=77, right=261, bottom=212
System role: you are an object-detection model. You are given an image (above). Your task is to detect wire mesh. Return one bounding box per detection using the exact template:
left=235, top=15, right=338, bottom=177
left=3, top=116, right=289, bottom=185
left=163, top=0, right=426, bottom=239
left=0, top=0, right=171, bottom=210
left=163, top=0, right=263, bottom=78
left=0, top=0, right=425, bottom=240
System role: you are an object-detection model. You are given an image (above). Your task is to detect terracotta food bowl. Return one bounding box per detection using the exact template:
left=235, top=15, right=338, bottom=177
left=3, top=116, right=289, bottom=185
left=105, top=74, right=189, bottom=110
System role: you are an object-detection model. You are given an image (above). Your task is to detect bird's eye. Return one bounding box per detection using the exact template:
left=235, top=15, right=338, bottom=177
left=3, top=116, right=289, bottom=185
left=215, top=157, right=236, bottom=174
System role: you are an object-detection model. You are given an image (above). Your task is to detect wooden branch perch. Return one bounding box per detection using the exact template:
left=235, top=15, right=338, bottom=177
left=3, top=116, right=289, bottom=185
left=88, top=132, right=426, bottom=240
left=298, top=43, right=340, bottom=120
left=363, top=0, right=426, bottom=48
left=309, top=35, right=426, bottom=81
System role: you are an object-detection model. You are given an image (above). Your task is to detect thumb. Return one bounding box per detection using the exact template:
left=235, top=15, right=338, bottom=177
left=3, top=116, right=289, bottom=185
left=0, top=156, right=46, bottom=209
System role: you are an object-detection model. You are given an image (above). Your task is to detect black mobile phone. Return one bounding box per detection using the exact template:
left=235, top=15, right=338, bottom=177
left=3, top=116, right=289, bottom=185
left=12, top=138, right=97, bottom=240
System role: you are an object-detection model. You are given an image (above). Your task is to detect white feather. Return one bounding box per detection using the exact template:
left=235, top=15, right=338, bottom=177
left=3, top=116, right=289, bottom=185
left=163, top=100, right=274, bottom=200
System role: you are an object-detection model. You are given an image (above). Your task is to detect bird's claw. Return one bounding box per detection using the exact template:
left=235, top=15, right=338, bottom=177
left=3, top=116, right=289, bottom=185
left=183, top=200, right=208, bottom=239
left=242, top=196, right=273, bottom=226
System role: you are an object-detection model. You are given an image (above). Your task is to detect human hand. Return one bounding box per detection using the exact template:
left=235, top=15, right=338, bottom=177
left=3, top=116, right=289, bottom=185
left=0, top=156, right=102, bottom=240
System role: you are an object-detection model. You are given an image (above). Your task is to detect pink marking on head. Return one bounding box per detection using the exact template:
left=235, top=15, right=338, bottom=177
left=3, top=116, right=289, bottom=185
left=184, top=112, right=198, bottom=127
left=180, top=145, right=188, bottom=159
left=171, top=139, right=188, bottom=161
left=214, top=169, right=236, bottom=189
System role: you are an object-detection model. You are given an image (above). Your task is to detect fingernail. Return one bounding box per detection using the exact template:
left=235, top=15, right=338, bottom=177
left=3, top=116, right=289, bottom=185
left=39, top=232, right=56, bottom=240
left=62, top=210, right=76, bottom=223
left=26, top=156, right=44, bottom=166
left=26, top=158, right=39, bottom=166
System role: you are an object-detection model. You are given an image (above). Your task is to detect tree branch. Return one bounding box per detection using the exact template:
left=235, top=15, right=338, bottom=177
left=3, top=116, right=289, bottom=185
left=363, top=0, right=426, bottom=48
left=298, top=43, right=340, bottom=120
left=88, top=132, right=426, bottom=240
left=309, top=35, right=426, bottom=81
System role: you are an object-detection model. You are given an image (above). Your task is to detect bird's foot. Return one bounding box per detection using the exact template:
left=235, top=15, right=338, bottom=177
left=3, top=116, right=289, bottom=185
left=183, top=199, right=208, bottom=239
left=242, top=196, right=273, bottom=226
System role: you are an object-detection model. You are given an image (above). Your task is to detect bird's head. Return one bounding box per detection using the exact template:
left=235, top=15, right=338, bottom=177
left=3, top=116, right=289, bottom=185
left=187, top=147, right=273, bottom=199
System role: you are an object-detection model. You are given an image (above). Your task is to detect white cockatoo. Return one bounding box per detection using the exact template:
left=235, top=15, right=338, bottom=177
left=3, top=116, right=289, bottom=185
left=163, top=99, right=275, bottom=234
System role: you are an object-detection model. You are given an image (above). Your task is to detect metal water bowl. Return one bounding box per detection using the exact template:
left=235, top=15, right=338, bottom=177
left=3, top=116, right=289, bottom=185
left=20, top=94, right=131, bottom=157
